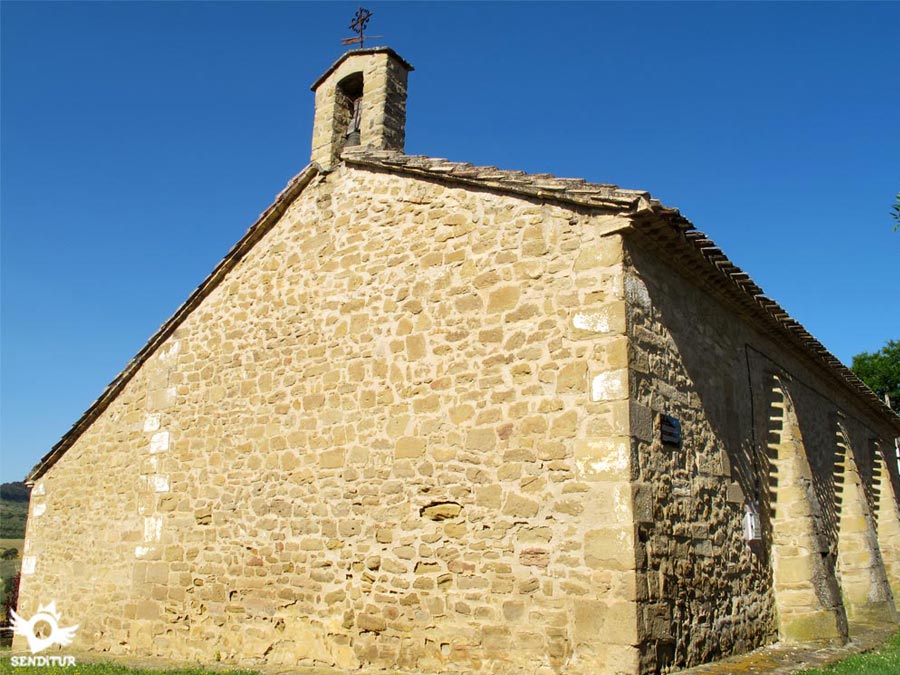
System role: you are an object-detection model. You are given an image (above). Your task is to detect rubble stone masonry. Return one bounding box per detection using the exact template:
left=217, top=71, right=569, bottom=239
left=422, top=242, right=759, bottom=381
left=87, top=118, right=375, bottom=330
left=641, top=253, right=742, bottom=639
left=624, top=237, right=899, bottom=673
left=18, top=165, right=647, bottom=674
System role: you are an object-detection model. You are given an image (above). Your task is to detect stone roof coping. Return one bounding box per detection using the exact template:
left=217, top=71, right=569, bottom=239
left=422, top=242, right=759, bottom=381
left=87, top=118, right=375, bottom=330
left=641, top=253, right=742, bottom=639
left=341, top=147, right=664, bottom=214
left=310, top=47, right=414, bottom=91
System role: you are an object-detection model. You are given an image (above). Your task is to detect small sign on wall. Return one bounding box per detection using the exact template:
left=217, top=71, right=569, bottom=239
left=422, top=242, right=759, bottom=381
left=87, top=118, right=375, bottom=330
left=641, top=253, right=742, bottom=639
left=743, top=502, right=762, bottom=542
left=660, top=414, right=681, bottom=447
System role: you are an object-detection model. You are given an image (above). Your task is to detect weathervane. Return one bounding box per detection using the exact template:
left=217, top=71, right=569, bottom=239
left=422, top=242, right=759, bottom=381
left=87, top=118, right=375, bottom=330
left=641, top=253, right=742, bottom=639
left=342, top=7, right=381, bottom=49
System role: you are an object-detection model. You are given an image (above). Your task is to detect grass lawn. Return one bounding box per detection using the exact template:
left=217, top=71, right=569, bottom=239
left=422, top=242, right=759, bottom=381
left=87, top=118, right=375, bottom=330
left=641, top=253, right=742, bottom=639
left=0, top=658, right=260, bottom=675
left=799, top=629, right=900, bottom=675
left=0, top=630, right=897, bottom=675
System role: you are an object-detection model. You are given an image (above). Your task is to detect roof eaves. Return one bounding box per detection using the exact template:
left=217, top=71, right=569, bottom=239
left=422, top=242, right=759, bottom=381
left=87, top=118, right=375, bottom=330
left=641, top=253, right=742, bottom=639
left=630, top=208, right=900, bottom=433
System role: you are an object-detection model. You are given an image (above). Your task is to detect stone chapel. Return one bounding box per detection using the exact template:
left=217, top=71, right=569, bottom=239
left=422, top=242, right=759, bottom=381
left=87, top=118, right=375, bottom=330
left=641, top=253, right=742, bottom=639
left=15, top=48, right=900, bottom=675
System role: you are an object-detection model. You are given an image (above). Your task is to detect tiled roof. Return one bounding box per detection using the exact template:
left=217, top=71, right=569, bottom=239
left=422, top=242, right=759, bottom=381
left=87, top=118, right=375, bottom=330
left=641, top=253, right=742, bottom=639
left=342, top=147, right=674, bottom=215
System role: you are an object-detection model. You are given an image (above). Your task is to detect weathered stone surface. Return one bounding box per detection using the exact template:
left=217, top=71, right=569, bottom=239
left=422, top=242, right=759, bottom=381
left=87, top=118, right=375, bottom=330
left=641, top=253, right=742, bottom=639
left=17, top=161, right=636, bottom=674
left=420, top=502, right=462, bottom=521
left=395, top=436, right=425, bottom=458
left=574, top=239, right=624, bottom=270
left=487, top=286, right=520, bottom=313
left=357, top=612, right=387, bottom=633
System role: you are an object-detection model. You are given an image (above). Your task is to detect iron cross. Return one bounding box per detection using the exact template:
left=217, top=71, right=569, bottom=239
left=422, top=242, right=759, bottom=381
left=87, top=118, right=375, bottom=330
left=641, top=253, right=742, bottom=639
left=342, top=7, right=373, bottom=48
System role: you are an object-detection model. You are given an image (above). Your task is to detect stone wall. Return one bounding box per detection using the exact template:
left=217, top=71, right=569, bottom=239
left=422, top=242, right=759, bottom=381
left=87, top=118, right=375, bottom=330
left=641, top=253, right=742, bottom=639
left=18, top=165, right=643, bottom=674
left=624, top=236, right=899, bottom=673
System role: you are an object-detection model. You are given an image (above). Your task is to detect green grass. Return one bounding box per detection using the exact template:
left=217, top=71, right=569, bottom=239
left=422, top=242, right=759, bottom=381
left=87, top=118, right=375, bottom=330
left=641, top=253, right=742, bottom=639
left=0, top=500, right=28, bottom=539
left=799, top=630, right=900, bottom=674
left=0, top=661, right=260, bottom=675
left=0, top=631, right=896, bottom=675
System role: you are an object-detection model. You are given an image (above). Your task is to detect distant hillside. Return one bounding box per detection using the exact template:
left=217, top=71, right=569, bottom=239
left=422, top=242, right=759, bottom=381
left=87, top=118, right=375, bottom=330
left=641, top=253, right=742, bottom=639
left=0, top=482, right=29, bottom=502
left=0, top=482, right=28, bottom=621
left=0, top=482, right=30, bottom=539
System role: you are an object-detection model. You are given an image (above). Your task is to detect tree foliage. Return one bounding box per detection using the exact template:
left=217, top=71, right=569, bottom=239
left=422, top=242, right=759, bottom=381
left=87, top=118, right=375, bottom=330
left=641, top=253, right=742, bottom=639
left=2, top=572, right=20, bottom=634
left=0, top=482, right=30, bottom=502
left=893, top=193, right=900, bottom=232
left=852, top=340, right=900, bottom=413
left=0, top=482, right=29, bottom=539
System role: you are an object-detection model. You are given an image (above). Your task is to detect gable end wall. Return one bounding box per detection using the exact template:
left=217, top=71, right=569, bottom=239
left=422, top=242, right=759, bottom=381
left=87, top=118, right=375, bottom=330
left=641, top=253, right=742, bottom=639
left=19, top=165, right=646, bottom=674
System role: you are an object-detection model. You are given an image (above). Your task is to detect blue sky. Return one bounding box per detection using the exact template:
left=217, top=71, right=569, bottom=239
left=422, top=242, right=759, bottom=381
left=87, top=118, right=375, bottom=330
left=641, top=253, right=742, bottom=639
left=1, top=2, right=898, bottom=484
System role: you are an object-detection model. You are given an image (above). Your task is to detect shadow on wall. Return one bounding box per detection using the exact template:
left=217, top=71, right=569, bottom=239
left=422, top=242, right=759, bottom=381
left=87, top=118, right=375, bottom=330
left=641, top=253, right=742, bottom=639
left=624, top=238, right=898, bottom=669
left=625, top=241, right=778, bottom=667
